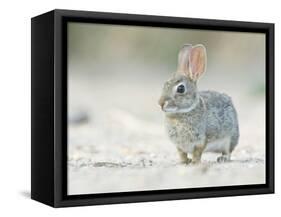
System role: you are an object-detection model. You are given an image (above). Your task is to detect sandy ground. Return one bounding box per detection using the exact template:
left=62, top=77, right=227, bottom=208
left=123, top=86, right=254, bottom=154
left=67, top=74, right=265, bottom=195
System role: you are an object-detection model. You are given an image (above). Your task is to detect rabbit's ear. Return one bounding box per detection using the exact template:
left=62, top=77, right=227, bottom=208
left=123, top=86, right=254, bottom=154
left=177, top=44, right=192, bottom=75
left=188, top=44, right=207, bottom=81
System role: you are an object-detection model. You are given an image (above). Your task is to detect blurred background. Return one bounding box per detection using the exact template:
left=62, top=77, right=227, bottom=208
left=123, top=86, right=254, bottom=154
left=67, top=22, right=265, bottom=195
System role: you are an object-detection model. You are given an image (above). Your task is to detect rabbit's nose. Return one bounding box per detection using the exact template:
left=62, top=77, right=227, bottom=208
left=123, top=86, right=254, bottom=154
left=158, top=97, right=166, bottom=109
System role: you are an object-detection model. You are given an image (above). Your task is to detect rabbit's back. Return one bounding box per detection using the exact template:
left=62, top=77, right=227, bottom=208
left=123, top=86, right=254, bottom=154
left=200, top=91, right=239, bottom=152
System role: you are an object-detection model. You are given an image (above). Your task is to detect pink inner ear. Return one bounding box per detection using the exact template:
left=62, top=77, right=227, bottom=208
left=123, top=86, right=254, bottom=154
left=177, top=44, right=192, bottom=75
left=189, top=46, right=206, bottom=80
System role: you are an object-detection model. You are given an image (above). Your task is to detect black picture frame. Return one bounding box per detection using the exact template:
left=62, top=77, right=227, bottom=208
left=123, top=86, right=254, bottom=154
left=31, top=9, right=274, bottom=207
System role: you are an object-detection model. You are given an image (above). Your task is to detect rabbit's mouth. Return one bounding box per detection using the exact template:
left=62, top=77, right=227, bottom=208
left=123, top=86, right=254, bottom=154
left=161, top=95, right=200, bottom=114
left=163, top=104, right=178, bottom=113
left=159, top=99, right=177, bottom=113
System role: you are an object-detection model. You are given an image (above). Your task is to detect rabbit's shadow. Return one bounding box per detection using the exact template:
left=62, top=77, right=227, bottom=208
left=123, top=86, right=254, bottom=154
left=70, top=157, right=264, bottom=169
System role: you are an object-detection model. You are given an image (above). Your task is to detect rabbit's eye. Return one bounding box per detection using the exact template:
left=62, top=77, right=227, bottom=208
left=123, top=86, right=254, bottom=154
left=177, top=84, right=185, bottom=93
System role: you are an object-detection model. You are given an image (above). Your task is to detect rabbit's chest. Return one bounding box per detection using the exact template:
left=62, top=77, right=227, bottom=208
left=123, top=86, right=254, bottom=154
left=165, top=116, right=205, bottom=152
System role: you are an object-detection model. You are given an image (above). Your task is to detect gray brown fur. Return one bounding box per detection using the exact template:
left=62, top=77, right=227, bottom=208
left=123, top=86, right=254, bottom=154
left=159, top=44, right=239, bottom=163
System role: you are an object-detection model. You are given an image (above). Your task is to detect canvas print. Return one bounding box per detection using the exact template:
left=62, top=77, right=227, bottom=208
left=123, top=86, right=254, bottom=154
left=67, top=22, right=265, bottom=195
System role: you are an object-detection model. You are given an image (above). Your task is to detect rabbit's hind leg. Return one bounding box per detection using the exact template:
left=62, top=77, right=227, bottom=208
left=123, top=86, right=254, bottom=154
left=217, top=137, right=232, bottom=163
left=217, top=153, right=231, bottom=163
left=217, top=134, right=239, bottom=163
left=177, top=148, right=192, bottom=164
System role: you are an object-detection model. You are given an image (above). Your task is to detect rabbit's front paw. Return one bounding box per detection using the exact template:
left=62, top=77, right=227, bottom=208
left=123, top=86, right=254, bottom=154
left=177, top=148, right=192, bottom=164
left=217, top=154, right=230, bottom=163
left=184, top=158, right=193, bottom=164
left=191, top=145, right=205, bottom=164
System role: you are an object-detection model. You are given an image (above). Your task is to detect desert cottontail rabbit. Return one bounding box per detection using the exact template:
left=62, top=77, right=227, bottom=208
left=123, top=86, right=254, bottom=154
left=158, top=44, right=239, bottom=164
